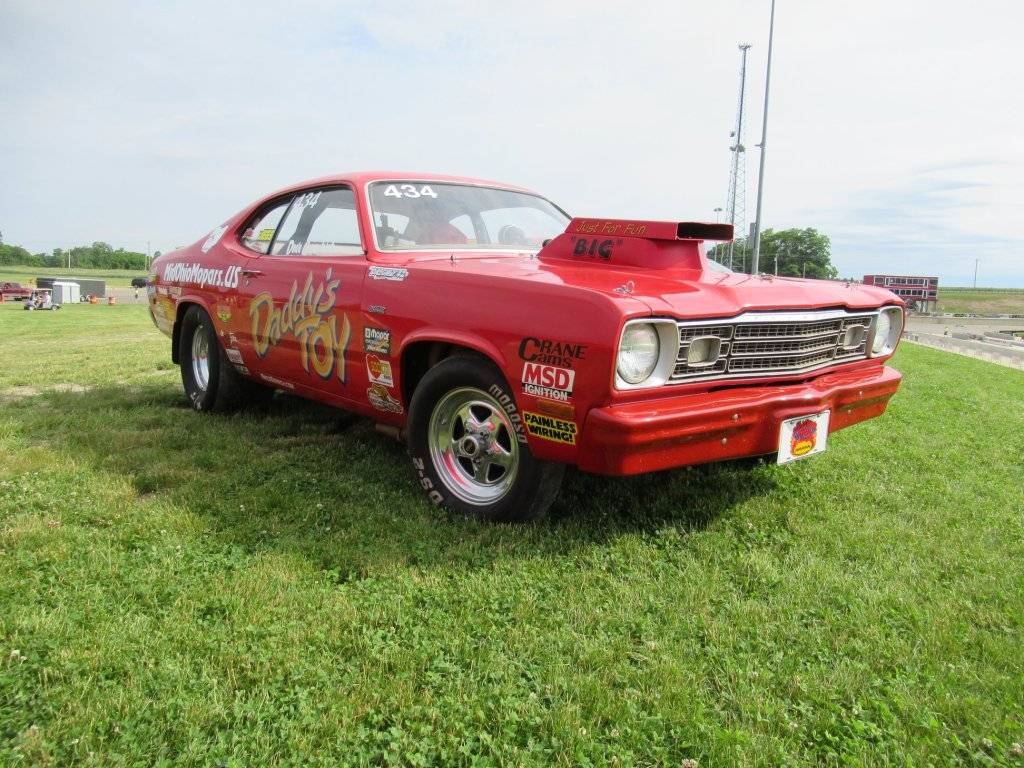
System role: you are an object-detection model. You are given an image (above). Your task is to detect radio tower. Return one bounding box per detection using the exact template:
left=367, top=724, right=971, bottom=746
left=725, top=44, right=752, bottom=271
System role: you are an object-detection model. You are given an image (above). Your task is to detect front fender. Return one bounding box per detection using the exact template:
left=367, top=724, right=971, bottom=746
left=399, top=326, right=507, bottom=373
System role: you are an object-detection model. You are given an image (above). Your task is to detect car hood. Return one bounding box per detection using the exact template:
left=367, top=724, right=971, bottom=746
left=396, top=251, right=899, bottom=319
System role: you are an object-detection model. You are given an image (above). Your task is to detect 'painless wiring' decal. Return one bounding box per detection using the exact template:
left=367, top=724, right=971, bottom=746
left=249, top=269, right=352, bottom=383
left=523, top=412, right=577, bottom=445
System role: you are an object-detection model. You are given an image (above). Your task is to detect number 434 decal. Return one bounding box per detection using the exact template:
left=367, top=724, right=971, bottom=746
left=383, top=184, right=438, bottom=199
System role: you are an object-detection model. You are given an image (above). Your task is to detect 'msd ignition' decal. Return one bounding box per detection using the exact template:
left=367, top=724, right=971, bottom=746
left=521, top=362, right=574, bottom=402
left=250, top=269, right=352, bottom=383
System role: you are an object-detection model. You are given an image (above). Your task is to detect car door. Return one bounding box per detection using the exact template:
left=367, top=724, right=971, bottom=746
left=231, top=185, right=368, bottom=401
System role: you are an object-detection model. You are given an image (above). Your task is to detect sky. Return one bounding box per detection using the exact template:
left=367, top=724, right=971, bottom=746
left=1, top=0, right=1022, bottom=286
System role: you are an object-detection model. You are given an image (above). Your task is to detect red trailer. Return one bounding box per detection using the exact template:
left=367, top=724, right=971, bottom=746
left=863, top=275, right=938, bottom=312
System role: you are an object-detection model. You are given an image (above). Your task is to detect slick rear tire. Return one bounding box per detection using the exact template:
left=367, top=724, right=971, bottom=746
left=179, top=305, right=272, bottom=412
left=407, top=356, right=564, bottom=523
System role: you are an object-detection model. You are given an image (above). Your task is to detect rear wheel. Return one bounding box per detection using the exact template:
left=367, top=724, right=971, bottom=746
left=179, top=305, right=271, bottom=411
left=408, top=356, right=564, bottom=523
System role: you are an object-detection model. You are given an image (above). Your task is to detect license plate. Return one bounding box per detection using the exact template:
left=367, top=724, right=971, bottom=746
left=777, top=410, right=830, bottom=464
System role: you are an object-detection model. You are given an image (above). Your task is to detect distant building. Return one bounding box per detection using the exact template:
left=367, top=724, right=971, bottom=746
left=863, top=274, right=938, bottom=312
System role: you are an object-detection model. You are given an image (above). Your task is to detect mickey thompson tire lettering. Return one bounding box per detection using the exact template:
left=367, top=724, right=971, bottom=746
left=407, top=356, right=564, bottom=523
left=412, top=457, right=444, bottom=504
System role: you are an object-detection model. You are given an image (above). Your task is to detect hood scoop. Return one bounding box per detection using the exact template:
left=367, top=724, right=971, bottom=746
left=538, top=218, right=734, bottom=271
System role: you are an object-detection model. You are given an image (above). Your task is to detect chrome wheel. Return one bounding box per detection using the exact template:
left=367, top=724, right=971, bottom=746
left=428, top=387, right=519, bottom=505
left=191, top=324, right=210, bottom=391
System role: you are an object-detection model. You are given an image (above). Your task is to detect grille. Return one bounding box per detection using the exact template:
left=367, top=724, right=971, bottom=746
left=671, top=311, right=876, bottom=382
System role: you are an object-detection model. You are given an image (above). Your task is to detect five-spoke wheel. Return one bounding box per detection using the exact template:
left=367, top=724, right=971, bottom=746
left=408, top=355, right=564, bottom=523
left=429, top=387, right=520, bottom=505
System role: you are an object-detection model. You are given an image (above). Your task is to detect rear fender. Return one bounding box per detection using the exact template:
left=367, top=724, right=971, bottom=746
left=170, top=295, right=213, bottom=364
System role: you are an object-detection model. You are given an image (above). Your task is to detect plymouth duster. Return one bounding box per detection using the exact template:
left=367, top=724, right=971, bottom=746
left=148, top=172, right=904, bottom=521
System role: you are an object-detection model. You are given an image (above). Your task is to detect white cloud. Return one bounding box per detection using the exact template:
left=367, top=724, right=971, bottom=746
left=1, top=0, right=1021, bottom=285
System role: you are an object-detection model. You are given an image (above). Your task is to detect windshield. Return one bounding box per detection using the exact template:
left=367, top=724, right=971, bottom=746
left=368, top=181, right=569, bottom=251
left=707, top=257, right=733, bottom=274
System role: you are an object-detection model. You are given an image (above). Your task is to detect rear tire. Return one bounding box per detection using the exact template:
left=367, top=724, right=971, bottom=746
left=407, top=356, right=564, bottom=523
left=179, top=305, right=272, bottom=412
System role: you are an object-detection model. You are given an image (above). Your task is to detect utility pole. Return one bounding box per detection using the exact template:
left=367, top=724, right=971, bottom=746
left=725, top=43, right=752, bottom=272
left=974, top=258, right=979, bottom=288
left=750, top=0, right=777, bottom=275
left=147, top=241, right=152, bottom=270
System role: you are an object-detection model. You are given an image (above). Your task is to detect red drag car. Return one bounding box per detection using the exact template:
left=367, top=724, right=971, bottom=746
left=149, top=172, right=903, bottom=521
left=1, top=281, right=33, bottom=302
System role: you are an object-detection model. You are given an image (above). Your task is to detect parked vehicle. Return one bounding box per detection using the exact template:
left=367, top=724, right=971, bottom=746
left=149, top=172, right=904, bottom=522
left=23, top=289, right=60, bottom=310
left=1, top=281, right=33, bottom=301
left=131, top=277, right=149, bottom=288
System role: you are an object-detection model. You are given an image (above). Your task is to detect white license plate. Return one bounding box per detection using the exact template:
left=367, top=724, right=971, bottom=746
left=777, top=410, right=831, bottom=464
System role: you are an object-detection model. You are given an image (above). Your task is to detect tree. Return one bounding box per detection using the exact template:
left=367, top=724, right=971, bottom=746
left=757, top=228, right=837, bottom=279
left=710, top=227, right=838, bottom=279
left=0, top=241, right=147, bottom=270
left=0, top=243, right=42, bottom=267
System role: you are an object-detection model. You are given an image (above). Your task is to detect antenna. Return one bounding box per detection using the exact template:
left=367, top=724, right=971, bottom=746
left=725, top=44, right=752, bottom=272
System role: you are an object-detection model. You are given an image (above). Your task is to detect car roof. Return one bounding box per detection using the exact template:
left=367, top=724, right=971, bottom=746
left=263, top=171, right=538, bottom=200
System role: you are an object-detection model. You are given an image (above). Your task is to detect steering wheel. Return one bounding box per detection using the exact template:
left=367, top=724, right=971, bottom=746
left=497, top=225, right=527, bottom=246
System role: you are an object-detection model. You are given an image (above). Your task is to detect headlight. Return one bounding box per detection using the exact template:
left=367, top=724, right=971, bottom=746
left=617, top=323, right=660, bottom=384
left=871, top=306, right=903, bottom=356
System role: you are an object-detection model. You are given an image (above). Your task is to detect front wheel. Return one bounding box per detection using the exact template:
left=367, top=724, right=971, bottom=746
left=407, top=356, right=564, bottom=523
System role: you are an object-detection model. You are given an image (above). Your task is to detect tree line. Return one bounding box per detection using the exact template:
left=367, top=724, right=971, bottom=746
left=0, top=242, right=155, bottom=271
left=708, top=227, right=839, bottom=279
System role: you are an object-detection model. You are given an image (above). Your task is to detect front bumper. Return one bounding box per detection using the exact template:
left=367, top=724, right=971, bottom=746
left=577, top=364, right=902, bottom=475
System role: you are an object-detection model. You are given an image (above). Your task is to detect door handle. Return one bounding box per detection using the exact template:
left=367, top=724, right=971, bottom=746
left=240, top=268, right=264, bottom=278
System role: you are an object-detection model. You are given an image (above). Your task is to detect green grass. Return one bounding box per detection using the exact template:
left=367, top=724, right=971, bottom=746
left=1, top=304, right=1023, bottom=766
left=0, top=265, right=145, bottom=289
left=937, top=288, right=1024, bottom=315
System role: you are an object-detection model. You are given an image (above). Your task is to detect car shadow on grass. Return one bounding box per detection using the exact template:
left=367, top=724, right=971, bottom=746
left=7, top=382, right=778, bottom=575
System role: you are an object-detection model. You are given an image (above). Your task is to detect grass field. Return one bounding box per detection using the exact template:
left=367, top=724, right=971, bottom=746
left=937, top=288, right=1024, bottom=316
left=0, top=265, right=145, bottom=289
left=1, top=304, right=1022, bottom=766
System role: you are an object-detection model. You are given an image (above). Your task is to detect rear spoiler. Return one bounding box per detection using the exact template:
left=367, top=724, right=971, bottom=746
left=571, top=218, right=734, bottom=242
left=539, top=218, right=733, bottom=270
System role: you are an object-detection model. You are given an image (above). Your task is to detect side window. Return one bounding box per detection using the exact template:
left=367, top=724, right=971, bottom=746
left=241, top=200, right=290, bottom=255
left=270, top=187, right=363, bottom=257
left=449, top=214, right=477, bottom=243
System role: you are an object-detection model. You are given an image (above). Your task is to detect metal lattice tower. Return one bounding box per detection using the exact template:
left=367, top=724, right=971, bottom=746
left=725, top=44, right=752, bottom=272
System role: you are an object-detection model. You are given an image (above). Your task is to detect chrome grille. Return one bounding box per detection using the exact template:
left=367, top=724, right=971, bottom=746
left=672, top=310, right=876, bottom=382
left=734, top=319, right=843, bottom=339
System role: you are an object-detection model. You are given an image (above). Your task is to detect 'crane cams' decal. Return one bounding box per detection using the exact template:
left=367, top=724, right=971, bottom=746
left=249, top=269, right=352, bottom=383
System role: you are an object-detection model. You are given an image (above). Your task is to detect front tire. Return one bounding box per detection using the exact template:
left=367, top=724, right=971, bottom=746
left=179, top=305, right=271, bottom=412
left=407, top=356, right=564, bottom=523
